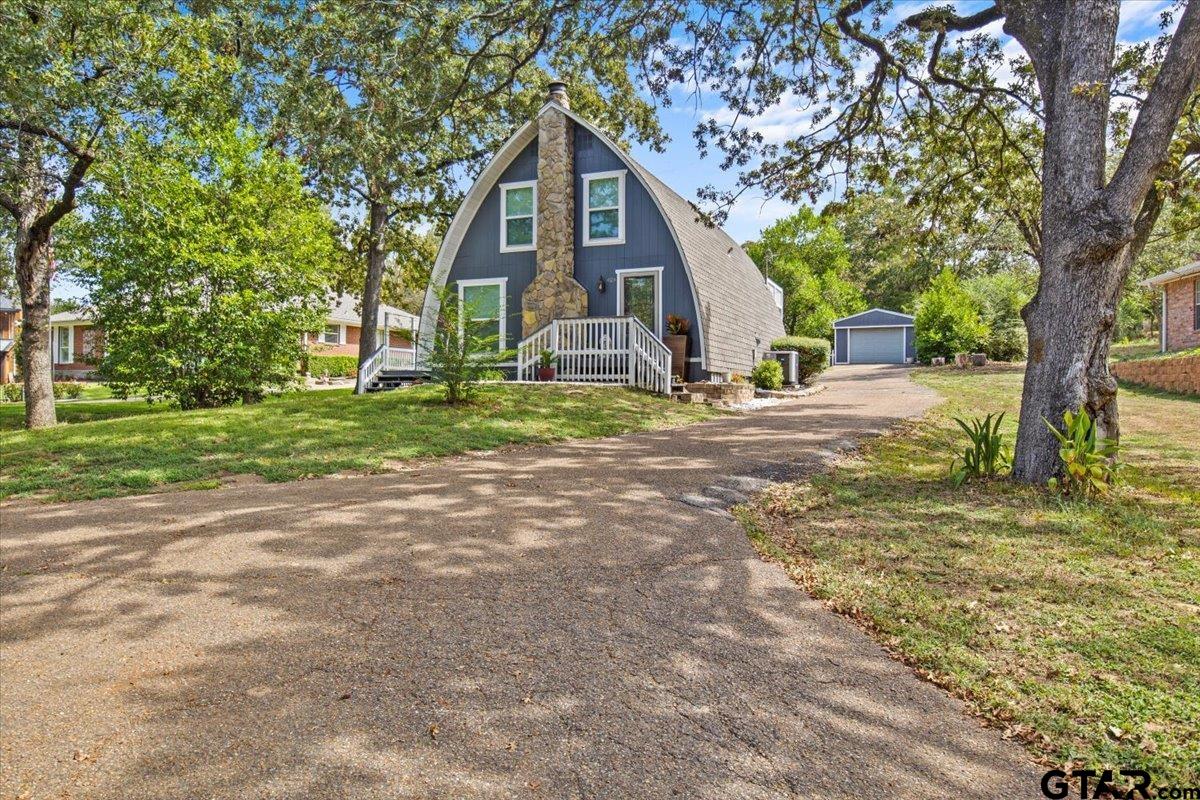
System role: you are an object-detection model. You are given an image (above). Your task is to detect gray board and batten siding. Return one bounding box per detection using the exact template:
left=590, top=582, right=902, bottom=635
left=446, top=132, right=702, bottom=375
left=425, top=99, right=785, bottom=381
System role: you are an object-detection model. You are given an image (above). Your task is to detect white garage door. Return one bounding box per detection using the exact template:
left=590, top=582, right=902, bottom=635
left=848, top=328, right=905, bottom=364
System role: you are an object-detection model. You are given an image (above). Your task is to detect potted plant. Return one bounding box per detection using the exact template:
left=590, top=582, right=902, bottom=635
left=665, top=314, right=690, bottom=382
left=537, top=349, right=557, bottom=382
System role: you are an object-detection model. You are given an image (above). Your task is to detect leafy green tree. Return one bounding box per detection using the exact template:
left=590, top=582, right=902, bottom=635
left=1, top=0, right=236, bottom=428
left=261, top=1, right=665, bottom=392
left=744, top=208, right=864, bottom=337
left=425, top=286, right=511, bottom=405
left=964, top=272, right=1036, bottom=362
left=825, top=184, right=1035, bottom=312
left=649, top=0, right=1200, bottom=483
left=65, top=124, right=336, bottom=408
left=914, top=269, right=987, bottom=361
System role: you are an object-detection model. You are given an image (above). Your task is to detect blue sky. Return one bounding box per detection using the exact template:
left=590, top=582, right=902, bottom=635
left=52, top=0, right=1177, bottom=300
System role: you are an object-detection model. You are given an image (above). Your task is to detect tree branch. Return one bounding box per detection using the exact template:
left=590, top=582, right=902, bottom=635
left=0, top=120, right=93, bottom=162
left=1104, top=0, right=1200, bottom=216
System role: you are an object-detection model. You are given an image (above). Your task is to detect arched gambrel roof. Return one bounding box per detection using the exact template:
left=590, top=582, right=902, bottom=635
left=419, top=102, right=785, bottom=372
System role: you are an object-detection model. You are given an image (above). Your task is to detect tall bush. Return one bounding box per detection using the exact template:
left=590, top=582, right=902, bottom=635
left=914, top=269, right=987, bottom=361
left=770, top=336, right=830, bottom=383
left=965, top=272, right=1034, bottom=361
left=425, top=286, right=512, bottom=404
left=65, top=124, right=335, bottom=409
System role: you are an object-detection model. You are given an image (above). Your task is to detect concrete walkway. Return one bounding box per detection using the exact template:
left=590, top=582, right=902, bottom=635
left=0, top=366, right=1039, bottom=799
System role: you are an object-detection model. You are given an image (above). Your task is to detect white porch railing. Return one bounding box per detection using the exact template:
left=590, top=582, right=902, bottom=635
left=516, top=316, right=671, bottom=395
left=356, top=345, right=417, bottom=391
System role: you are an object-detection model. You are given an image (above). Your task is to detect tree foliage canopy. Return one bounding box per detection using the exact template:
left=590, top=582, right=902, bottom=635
left=744, top=207, right=864, bottom=337
left=64, top=124, right=336, bottom=408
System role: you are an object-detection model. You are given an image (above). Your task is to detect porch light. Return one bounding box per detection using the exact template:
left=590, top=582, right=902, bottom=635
left=596, top=275, right=606, bottom=294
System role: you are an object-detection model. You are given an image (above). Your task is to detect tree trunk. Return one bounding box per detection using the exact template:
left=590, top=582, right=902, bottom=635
left=14, top=156, right=58, bottom=429
left=354, top=196, right=389, bottom=394
left=16, top=239, right=56, bottom=429
left=1012, top=248, right=1128, bottom=484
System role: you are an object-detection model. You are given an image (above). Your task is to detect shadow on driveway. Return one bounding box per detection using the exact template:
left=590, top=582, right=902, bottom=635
left=0, top=366, right=1040, bottom=798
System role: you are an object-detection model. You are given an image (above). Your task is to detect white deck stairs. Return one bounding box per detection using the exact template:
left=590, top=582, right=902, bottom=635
left=516, top=316, right=671, bottom=395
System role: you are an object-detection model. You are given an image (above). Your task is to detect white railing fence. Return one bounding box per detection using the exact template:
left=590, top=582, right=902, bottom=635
left=516, top=316, right=670, bottom=395
left=356, top=345, right=417, bottom=392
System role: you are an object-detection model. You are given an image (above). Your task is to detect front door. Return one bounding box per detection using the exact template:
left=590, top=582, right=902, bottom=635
left=618, top=269, right=661, bottom=337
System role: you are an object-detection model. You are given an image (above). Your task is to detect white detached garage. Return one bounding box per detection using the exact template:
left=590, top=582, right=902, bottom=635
left=832, top=308, right=916, bottom=365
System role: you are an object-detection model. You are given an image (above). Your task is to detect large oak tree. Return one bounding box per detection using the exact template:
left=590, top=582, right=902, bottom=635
left=648, top=0, right=1200, bottom=482
left=0, top=0, right=235, bottom=428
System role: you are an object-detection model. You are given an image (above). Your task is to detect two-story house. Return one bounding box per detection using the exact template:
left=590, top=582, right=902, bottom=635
left=414, top=82, right=785, bottom=391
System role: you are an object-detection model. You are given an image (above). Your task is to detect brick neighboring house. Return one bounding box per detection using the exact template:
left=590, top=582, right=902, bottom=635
left=0, top=294, right=20, bottom=384
left=303, top=293, right=417, bottom=357
left=1142, top=259, right=1200, bottom=353
left=48, top=293, right=418, bottom=380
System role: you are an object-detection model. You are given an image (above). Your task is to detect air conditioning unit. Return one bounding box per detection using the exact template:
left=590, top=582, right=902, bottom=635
left=764, top=350, right=799, bottom=385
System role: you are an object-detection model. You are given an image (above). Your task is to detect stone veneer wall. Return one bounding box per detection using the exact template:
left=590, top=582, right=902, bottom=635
left=1111, top=354, right=1199, bottom=396
left=522, top=102, right=587, bottom=336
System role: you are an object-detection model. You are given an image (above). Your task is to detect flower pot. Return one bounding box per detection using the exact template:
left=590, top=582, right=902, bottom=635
left=664, top=334, right=688, bottom=383
left=537, top=366, right=556, bottom=382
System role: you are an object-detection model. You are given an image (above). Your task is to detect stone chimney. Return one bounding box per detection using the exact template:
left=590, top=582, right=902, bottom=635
left=521, top=81, right=587, bottom=336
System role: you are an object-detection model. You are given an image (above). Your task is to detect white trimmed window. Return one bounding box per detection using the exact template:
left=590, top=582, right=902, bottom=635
left=500, top=181, right=536, bottom=252
left=54, top=326, right=72, bottom=363
left=458, top=278, right=507, bottom=351
left=583, top=170, right=625, bottom=246
left=321, top=324, right=341, bottom=345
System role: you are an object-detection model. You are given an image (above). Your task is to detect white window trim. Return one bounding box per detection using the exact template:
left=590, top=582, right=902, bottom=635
left=457, top=277, right=508, bottom=352
left=615, top=267, right=663, bottom=338
left=499, top=180, right=537, bottom=253
left=582, top=170, right=626, bottom=247
left=319, top=322, right=342, bottom=346
left=53, top=325, right=73, bottom=364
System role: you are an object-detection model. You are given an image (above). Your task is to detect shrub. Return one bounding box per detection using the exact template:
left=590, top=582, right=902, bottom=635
left=915, top=268, right=987, bottom=360
left=426, top=285, right=512, bottom=404
left=308, top=354, right=359, bottom=379
left=980, top=322, right=1027, bottom=362
left=949, top=413, right=1011, bottom=487
left=478, top=369, right=507, bottom=382
left=1, top=384, right=22, bottom=403
left=56, top=381, right=85, bottom=400
left=1044, top=408, right=1120, bottom=497
left=964, top=273, right=1033, bottom=361
left=770, top=336, right=830, bottom=383
left=750, top=359, right=784, bottom=390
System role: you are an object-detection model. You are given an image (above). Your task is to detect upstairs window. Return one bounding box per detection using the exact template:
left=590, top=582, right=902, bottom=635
left=500, top=181, right=536, bottom=252
left=583, top=170, right=625, bottom=246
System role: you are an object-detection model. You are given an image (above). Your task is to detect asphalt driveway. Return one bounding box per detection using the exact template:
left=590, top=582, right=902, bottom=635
left=0, top=366, right=1040, bottom=799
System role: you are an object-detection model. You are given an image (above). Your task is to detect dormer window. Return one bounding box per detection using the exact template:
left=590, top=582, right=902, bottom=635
left=500, top=180, right=536, bottom=252
left=583, top=170, right=625, bottom=246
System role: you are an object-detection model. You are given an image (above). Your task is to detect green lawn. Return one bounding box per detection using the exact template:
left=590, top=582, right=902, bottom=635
left=739, top=366, right=1199, bottom=784
left=1, top=384, right=719, bottom=502
left=1110, top=338, right=1162, bottom=361
left=0, top=398, right=167, bottom=431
